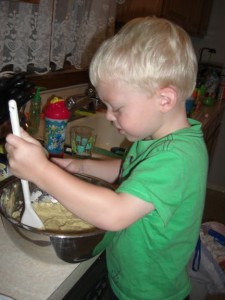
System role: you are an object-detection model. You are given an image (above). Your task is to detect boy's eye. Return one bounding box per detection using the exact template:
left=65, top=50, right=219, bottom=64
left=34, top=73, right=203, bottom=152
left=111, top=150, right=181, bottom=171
left=113, top=107, right=122, bottom=113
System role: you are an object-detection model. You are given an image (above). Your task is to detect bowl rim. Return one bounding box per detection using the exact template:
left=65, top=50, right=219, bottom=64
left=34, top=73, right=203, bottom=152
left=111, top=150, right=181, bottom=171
left=0, top=175, right=112, bottom=237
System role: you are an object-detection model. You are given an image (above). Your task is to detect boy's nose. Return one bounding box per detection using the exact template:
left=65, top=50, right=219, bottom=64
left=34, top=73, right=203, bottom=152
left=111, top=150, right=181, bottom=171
left=106, top=110, right=116, bottom=122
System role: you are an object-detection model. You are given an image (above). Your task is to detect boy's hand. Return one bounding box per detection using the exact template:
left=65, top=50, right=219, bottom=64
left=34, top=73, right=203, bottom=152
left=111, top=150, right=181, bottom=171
left=5, top=129, right=49, bottom=183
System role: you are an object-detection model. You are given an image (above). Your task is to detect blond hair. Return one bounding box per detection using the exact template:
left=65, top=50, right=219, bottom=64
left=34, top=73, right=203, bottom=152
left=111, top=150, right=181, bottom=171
left=89, top=17, right=197, bottom=101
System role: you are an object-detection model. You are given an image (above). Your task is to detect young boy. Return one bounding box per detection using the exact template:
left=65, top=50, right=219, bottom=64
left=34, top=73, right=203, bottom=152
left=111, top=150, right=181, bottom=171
left=6, top=17, right=208, bottom=300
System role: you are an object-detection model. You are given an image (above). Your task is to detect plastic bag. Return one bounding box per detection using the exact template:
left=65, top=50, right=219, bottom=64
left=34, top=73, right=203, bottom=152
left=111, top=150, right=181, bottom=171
left=188, top=222, right=225, bottom=300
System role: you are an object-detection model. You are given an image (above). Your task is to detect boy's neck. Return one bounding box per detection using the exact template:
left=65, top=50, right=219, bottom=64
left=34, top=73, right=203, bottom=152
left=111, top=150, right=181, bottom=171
left=153, top=108, right=190, bottom=139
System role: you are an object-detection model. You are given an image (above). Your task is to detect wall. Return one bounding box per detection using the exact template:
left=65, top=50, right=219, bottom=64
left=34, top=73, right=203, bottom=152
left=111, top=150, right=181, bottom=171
left=39, top=84, right=88, bottom=109
left=25, top=83, right=88, bottom=112
left=192, top=0, right=225, bottom=190
left=192, top=0, right=225, bottom=64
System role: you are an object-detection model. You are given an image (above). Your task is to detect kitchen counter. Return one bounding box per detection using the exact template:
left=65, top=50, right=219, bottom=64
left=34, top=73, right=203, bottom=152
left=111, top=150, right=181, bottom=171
left=0, top=218, right=98, bottom=300
left=192, top=101, right=225, bottom=129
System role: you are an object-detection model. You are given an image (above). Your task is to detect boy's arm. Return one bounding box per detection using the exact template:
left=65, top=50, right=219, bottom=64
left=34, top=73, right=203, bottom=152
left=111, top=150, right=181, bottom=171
left=51, top=157, right=122, bottom=184
left=6, top=131, right=154, bottom=231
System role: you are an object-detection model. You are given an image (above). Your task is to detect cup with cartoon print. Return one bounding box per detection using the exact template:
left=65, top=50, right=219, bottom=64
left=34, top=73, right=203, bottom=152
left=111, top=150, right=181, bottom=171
left=70, top=126, right=96, bottom=158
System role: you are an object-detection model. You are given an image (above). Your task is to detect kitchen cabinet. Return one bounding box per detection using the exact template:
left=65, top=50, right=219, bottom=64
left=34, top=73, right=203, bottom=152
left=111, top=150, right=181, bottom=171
left=27, top=68, right=89, bottom=90
left=116, top=0, right=163, bottom=23
left=161, top=0, right=213, bottom=36
left=19, top=0, right=40, bottom=3
left=193, top=101, right=225, bottom=168
left=116, top=0, right=213, bottom=36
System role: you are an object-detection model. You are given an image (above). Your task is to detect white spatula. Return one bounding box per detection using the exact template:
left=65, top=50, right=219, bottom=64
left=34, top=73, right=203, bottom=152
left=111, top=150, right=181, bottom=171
left=8, top=100, right=44, bottom=229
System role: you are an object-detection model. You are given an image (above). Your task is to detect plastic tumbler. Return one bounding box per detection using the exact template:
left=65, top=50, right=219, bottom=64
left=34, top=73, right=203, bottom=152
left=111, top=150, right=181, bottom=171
left=44, top=97, right=70, bottom=158
left=70, top=126, right=96, bottom=158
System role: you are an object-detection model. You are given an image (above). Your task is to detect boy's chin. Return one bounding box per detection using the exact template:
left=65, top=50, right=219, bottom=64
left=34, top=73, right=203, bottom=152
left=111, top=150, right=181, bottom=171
left=126, top=135, right=139, bottom=142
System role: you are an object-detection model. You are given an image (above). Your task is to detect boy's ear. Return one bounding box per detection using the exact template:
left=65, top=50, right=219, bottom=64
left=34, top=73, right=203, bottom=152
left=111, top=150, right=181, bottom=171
left=158, top=87, right=177, bottom=113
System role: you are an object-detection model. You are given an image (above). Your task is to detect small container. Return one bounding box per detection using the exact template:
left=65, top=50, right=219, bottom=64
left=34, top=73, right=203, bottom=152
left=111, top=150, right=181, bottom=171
left=203, top=95, right=214, bottom=106
left=70, top=126, right=96, bottom=158
left=28, top=87, right=41, bottom=135
left=185, top=97, right=195, bottom=115
left=185, top=90, right=197, bottom=117
left=44, top=97, right=70, bottom=158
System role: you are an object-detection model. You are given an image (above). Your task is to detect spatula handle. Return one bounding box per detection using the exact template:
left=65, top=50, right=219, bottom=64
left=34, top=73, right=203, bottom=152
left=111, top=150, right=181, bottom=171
left=8, top=99, right=21, bottom=137
left=9, top=99, right=30, bottom=197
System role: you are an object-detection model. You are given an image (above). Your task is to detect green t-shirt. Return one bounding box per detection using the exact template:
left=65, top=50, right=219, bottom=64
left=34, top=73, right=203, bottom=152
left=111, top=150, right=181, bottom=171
left=106, top=119, right=208, bottom=300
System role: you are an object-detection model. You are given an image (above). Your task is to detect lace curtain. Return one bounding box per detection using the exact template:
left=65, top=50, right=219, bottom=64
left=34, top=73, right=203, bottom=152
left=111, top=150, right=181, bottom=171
left=0, top=0, right=117, bottom=73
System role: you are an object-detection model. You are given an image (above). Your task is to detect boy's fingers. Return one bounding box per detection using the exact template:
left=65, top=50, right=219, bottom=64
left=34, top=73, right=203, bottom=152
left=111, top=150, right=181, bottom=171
left=6, top=133, right=23, bottom=147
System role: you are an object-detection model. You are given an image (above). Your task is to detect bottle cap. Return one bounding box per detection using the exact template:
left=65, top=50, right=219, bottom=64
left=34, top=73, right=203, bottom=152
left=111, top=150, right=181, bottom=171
left=45, top=97, right=70, bottom=120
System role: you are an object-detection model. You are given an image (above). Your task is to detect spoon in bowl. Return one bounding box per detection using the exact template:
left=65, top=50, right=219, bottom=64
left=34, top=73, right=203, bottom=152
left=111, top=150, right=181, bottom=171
left=8, top=99, right=44, bottom=229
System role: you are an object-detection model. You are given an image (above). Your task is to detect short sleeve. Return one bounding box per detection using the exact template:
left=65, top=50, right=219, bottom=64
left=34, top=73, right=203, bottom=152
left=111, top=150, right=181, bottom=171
left=116, top=151, right=186, bottom=225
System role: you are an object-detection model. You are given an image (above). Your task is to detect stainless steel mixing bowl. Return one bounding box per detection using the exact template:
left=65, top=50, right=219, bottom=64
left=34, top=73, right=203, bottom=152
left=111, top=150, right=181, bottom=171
left=0, top=175, right=114, bottom=264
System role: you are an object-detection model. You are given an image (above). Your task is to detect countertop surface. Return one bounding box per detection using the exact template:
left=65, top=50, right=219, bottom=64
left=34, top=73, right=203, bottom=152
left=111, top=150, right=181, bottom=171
left=0, top=218, right=98, bottom=300
left=192, top=101, right=225, bottom=128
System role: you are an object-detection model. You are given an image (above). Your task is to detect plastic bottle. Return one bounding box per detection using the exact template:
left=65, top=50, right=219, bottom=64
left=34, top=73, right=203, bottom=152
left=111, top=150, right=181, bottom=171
left=28, top=87, right=41, bottom=135
left=44, top=96, right=70, bottom=158
left=185, top=90, right=197, bottom=117
left=195, top=85, right=205, bottom=112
